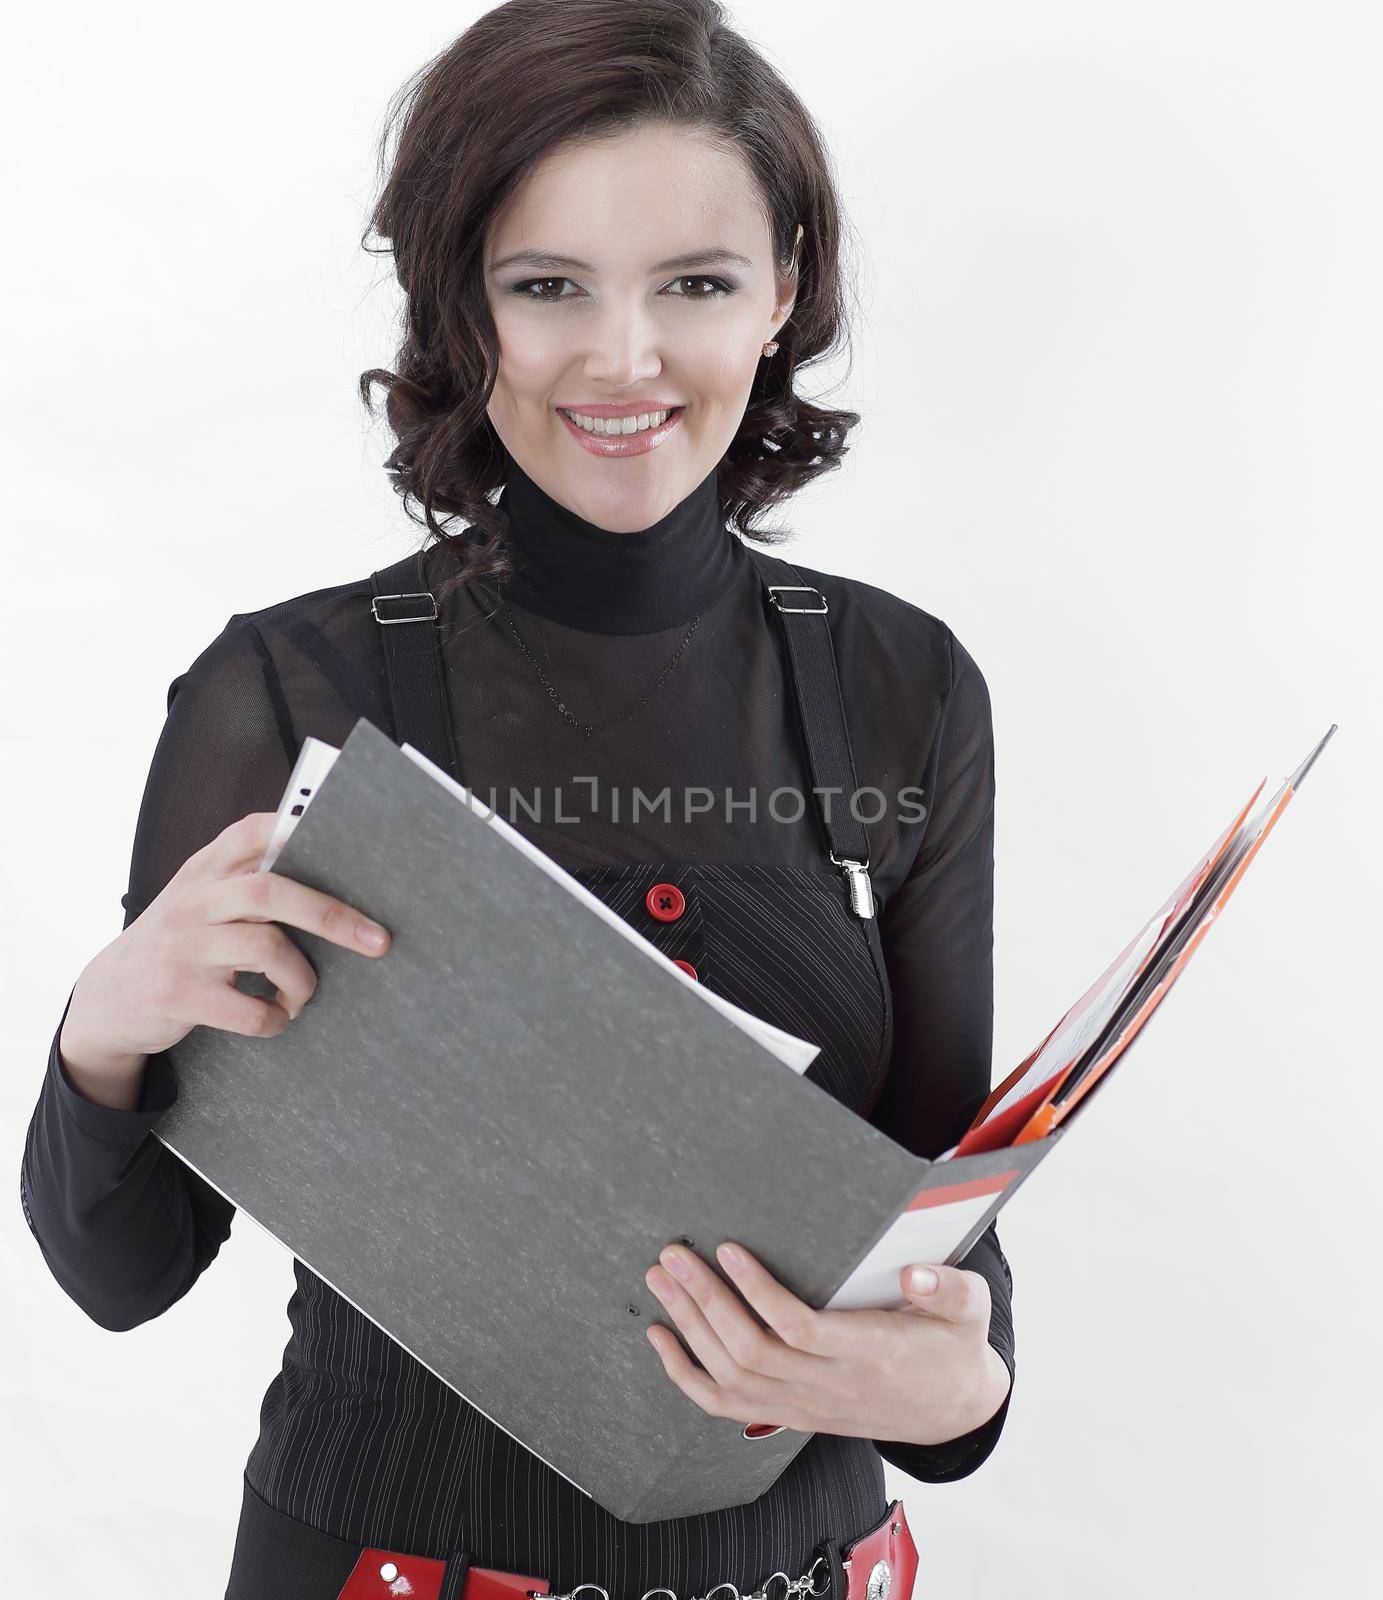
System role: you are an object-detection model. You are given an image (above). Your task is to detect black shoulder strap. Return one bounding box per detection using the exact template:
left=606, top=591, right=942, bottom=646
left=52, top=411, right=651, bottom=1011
left=745, top=548, right=876, bottom=919
left=368, top=549, right=463, bottom=784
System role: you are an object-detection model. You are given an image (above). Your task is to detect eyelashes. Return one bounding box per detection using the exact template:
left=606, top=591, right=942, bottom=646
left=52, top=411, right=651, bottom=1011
left=509, top=274, right=736, bottom=303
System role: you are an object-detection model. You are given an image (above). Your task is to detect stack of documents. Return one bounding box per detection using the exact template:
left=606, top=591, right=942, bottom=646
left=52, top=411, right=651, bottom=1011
left=950, top=723, right=1337, bottom=1157
left=152, top=717, right=1332, bottom=1519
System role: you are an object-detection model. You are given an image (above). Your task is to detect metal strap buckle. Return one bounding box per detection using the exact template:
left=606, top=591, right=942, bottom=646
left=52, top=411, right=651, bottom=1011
left=829, top=852, right=876, bottom=919
left=766, top=584, right=828, bottom=615
left=371, top=591, right=439, bottom=624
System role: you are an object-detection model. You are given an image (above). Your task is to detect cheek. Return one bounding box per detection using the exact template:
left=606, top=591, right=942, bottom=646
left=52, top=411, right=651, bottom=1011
left=682, top=346, right=758, bottom=443
left=701, top=351, right=755, bottom=398
left=490, top=309, right=566, bottom=394
left=485, top=353, right=559, bottom=446
left=690, top=319, right=759, bottom=389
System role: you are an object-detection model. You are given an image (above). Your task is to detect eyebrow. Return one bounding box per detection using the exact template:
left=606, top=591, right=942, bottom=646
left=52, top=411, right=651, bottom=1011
left=486, top=246, right=754, bottom=275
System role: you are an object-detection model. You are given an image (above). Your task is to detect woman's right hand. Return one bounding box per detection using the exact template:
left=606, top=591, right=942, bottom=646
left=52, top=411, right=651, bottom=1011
left=59, top=810, right=392, bottom=1086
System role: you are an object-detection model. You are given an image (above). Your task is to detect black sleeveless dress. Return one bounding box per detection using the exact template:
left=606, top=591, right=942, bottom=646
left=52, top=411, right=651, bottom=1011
left=20, top=459, right=1014, bottom=1598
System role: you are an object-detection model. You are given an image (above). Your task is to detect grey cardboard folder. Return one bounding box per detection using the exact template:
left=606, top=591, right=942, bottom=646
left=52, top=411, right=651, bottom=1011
left=154, top=716, right=1060, bottom=1521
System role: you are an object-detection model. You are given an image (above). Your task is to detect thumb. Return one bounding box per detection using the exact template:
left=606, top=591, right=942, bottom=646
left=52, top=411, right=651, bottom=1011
left=898, top=1262, right=982, bottom=1324
left=899, top=1263, right=940, bottom=1307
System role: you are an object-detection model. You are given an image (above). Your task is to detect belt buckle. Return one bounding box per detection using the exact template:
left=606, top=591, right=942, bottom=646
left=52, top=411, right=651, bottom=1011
left=839, top=1499, right=919, bottom=1600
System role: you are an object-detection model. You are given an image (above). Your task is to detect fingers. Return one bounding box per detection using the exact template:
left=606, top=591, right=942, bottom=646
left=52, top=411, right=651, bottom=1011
left=189, top=978, right=294, bottom=1039
left=645, top=1259, right=745, bottom=1389
left=645, top=1245, right=824, bottom=1381
left=209, top=863, right=392, bottom=958
left=709, top=1243, right=826, bottom=1355
left=153, top=811, right=391, bottom=1047
left=199, top=921, right=320, bottom=1018
left=899, top=1262, right=993, bottom=1327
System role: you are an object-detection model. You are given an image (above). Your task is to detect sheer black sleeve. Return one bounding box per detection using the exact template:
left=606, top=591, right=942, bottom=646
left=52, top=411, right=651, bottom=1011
left=865, top=626, right=1015, bottom=1482
left=19, top=615, right=297, bottom=1331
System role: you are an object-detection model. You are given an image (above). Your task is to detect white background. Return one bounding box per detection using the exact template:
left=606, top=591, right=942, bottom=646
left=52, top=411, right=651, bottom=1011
left=2, top=2, right=1378, bottom=1594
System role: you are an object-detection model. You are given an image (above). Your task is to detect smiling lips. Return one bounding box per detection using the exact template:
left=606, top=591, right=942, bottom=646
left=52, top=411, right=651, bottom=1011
left=558, top=404, right=685, bottom=456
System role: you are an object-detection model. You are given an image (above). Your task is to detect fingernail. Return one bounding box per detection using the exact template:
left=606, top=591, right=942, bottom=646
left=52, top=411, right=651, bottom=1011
left=664, top=1250, right=691, bottom=1280
left=357, top=922, right=388, bottom=949
left=717, top=1244, right=743, bottom=1270
left=908, top=1267, right=937, bottom=1294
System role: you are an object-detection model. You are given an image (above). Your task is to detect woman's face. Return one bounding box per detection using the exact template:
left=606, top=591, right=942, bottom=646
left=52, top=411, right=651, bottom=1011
left=484, top=124, right=800, bottom=532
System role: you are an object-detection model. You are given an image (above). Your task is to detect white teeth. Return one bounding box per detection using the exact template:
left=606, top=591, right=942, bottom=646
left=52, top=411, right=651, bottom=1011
left=563, top=408, right=674, bottom=435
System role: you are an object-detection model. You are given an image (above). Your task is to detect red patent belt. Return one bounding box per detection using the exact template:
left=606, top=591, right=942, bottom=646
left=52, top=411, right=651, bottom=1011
left=333, top=1496, right=919, bottom=1600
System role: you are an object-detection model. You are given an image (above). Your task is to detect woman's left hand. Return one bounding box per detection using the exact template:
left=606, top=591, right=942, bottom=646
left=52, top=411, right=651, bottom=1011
left=643, top=1241, right=1011, bottom=1447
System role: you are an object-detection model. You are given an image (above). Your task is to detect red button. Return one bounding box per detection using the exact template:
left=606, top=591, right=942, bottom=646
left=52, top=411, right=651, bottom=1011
left=672, top=959, right=698, bottom=981
left=645, top=882, right=685, bottom=922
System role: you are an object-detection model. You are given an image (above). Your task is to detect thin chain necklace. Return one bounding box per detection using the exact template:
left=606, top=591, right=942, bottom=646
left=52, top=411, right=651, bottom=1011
left=502, top=604, right=701, bottom=738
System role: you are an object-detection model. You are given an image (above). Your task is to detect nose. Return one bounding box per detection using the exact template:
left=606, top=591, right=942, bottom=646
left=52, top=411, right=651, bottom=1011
left=581, top=303, right=663, bottom=391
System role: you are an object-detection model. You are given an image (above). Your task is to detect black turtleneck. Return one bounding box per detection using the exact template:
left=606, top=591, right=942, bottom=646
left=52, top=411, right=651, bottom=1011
left=494, top=454, right=747, bottom=635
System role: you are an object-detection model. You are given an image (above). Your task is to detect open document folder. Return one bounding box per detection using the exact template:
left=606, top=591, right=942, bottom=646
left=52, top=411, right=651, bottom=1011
left=950, top=723, right=1338, bottom=1157
left=151, top=717, right=1332, bottom=1521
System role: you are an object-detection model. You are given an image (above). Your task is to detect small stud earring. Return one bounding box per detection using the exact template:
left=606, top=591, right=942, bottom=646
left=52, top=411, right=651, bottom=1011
left=761, top=340, right=779, bottom=358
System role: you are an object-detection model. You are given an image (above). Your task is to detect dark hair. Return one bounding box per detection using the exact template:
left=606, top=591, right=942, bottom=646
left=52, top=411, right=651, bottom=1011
left=358, top=0, right=862, bottom=605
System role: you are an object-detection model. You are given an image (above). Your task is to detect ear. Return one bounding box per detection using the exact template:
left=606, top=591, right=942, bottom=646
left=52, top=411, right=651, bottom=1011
left=771, top=222, right=804, bottom=336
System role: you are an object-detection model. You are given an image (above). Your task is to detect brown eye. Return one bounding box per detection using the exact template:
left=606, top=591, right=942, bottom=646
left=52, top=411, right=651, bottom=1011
left=513, top=277, right=575, bottom=301
left=666, top=275, right=733, bottom=299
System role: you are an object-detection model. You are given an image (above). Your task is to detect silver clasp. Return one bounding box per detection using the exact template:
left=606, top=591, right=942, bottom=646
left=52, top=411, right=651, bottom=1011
left=795, top=1555, right=834, bottom=1598
left=830, top=853, right=876, bottom=919
left=738, top=1553, right=833, bottom=1600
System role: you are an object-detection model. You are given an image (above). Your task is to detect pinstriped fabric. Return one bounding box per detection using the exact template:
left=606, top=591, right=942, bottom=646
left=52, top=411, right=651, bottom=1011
left=243, top=860, right=892, bottom=1587
left=689, top=865, right=891, bottom=1117
left=575, top=865, right=709, bottom=979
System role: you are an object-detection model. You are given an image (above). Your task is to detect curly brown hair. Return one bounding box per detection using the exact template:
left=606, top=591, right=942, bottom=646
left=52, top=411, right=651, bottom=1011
left=358, top=0, right=862, bottom=606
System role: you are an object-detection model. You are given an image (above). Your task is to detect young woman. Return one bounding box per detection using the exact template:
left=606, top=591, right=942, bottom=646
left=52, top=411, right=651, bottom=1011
left=21, top=2, right=1015, bottom=1594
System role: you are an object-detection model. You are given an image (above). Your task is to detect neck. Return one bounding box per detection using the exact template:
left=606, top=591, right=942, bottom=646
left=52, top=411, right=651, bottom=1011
left=492, top=455, right=744, bottom=635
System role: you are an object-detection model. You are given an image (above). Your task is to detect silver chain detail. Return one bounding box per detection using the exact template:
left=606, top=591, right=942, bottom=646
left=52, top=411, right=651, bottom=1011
left=527, top=1549, right=833, bottom=1600
left=503, top=603, right=702, bottom=739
